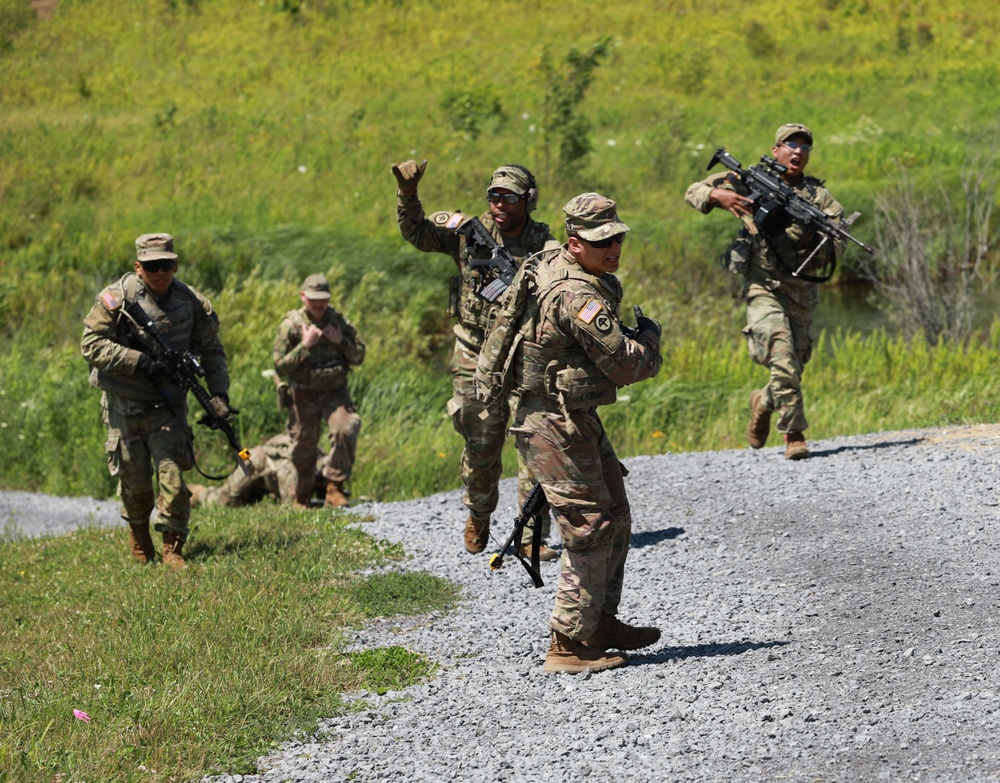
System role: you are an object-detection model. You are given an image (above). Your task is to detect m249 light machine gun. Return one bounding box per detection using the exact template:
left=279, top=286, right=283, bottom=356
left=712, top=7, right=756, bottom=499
left=707, top=147, right=875, bottom=280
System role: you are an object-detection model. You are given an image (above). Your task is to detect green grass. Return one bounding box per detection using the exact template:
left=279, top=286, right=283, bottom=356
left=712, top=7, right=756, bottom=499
left=2, top=0, right=1000, bottom=502
left=0, top=504, right=458, bottom=783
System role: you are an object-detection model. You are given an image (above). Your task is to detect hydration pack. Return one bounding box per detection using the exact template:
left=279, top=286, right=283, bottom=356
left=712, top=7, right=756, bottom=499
left=473, top=257, right=541, bottom=416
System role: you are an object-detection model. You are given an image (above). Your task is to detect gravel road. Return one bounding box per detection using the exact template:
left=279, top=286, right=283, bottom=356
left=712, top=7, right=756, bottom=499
left=5, top=425, right=1000, bottom=782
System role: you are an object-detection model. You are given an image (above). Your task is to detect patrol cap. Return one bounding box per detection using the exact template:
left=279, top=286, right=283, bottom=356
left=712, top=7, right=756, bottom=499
left=488, top=165, right=532, bottom=195
left=563, top=192, right=631, bottom=242
left=775, top=123, right=813, bottom=146
left=302, top=273, right=332, bottom=300
left=135, top=233, right=178, bottom=262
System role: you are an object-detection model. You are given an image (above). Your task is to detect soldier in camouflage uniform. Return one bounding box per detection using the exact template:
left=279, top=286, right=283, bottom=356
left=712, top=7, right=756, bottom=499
left=507, top=193, right=663, bottom=674
left=392, top=158, right=561, bottom=557
left=273, top=274, right=365, bottom=509
left=81, top=233, right=232, bottom=569
left=189, top=431, right=329, bottom=508
left=685, top=123, right=845, bottom=460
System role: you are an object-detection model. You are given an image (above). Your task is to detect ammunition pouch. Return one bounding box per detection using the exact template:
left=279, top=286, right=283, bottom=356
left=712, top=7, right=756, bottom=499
left=721, top=227, right=752, bottom=276
left=275, top=380, right=291, bottom=412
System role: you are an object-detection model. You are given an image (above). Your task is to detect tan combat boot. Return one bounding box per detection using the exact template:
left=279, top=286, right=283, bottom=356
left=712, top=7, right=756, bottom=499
left=162, top=530, right=188, bottom=570
left=463, top=515, right=489, bottom=554
left=582, top=615, right=661, bottom=652
left=784, top=431, right=809, bottom=460
left=518, top=542, right=559, bottom=562
left=292, top=483, right=312, bottom=511
left=324, top=481, right=350, bottom=509
left=128, top=522, right=156, bottom=564
left=543, top=631, right=628, bottom=674
left=746, top=389, right=772, bottom=449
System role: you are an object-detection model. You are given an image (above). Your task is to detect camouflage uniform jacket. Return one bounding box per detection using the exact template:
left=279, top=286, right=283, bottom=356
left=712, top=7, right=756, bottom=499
left=81, top=272, right=228, bottom=414
left=273, top=306, right=365, bottom=391
left=513, top=248, right=661, bottom=411
left=396, top=192, right=557, bottom=351
left=685, top=171, right=844, bottom=308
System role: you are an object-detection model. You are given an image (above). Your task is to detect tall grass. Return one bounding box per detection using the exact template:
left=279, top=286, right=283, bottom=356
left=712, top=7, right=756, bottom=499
left=2, top=0, right=1000, bottom=500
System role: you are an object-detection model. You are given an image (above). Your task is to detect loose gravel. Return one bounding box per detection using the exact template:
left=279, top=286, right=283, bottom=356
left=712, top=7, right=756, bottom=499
left=5, top=425, right=1000, bottom=782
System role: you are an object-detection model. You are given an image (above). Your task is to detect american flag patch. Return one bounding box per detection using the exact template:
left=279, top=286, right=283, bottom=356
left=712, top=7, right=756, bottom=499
left=577, top=298, right=603, bottom=324
left=99, top=291, right=120, bottom=311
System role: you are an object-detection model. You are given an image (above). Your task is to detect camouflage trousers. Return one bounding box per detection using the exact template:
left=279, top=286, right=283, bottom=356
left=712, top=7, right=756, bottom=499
left=103, top=401, right=193, bottom=535
left=742, top=289, right=815, bottom=433
left=289, top=387, right=360, bottom=494
left=510, top=406, right=631, bottom=641
left=448, top=340, right=550, bottom=544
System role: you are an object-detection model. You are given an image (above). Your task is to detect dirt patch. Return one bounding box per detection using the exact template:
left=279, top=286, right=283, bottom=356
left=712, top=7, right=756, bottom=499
left=31, top=0, right=58, bottom=19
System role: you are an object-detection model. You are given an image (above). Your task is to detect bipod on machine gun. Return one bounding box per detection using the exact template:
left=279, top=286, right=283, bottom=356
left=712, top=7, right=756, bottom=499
left=489, top=481, right=548, bottom=588
left=125, top=300, right=253, bottom=478
left=707, top=147, right=875, bottom=281
left=443, top=212, right=519, bottom=302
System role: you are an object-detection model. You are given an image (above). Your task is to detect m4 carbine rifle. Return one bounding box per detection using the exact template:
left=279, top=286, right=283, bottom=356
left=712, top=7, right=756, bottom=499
left=489, top=480, right=547, bottom=588
left=707, top=147, right=875, bottom=279
left=125, top=300, right=253, bottom=478
left=442, top=211, right=519, bottom=302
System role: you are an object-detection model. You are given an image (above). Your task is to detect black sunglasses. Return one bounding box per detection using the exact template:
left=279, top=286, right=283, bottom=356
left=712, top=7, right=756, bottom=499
left=139, top=259, right=177, bottom=273
left=486, top=190, right=525, bottom=205
left=582, top=233, right=627, bottom=249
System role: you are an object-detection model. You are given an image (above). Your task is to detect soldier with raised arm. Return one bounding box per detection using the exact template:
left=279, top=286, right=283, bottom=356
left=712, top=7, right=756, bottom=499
left=393, top=158, right=561, bottom=557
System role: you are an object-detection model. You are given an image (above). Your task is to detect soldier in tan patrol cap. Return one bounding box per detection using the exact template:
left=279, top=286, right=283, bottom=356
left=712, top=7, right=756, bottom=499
left=507, top=193, right=664, bottom=674
left=81, top=232, right=233, bottom=569
left=685, top=123, right=846, bottom=460
left=273, top=273, right=365, bottom=509
left=391, top=157, right=561, bottom=559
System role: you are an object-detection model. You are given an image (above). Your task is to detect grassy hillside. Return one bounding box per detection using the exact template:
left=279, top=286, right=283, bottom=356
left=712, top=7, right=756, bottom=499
left=2, top=0, right=1000, bottom=499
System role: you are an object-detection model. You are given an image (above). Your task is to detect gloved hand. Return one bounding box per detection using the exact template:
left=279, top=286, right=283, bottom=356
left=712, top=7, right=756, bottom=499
left=636, top=314, right=662, bottom=341
left=391, top=159, right=428, bottom=196
left=136, top=352, right=169, bottom=381
left=208, top=395, right=237, bottom=419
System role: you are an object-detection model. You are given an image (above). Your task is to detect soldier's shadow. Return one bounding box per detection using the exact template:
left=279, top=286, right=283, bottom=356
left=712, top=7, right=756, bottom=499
left=631, top=527, right=685, bottom=548
left=628, top=639, right=789, bottom=666
left=807, top=437, right=921, bottom=459
left=184, top=528, right=311, bottom=560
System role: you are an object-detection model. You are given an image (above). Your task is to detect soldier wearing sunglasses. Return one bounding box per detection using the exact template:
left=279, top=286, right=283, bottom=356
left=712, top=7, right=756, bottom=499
left=81, top=233, right=232, bottom=568
left=507, top=193, right=663, bottom=673
left=392, top=158, right=560, bottom=558
left=685, top=123, right=845, bottom=460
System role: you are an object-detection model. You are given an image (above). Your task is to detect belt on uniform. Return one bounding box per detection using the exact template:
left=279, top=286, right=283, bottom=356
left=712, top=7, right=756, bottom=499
left=516, top=393, right=595, bottom=415
left=516, top=393, right=561, bottom=412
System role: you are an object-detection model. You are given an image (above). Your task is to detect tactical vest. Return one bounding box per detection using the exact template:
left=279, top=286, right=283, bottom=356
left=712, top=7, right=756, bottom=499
left=280, top=309, right=351, bottom=391
left=453, top=216, right=553, bottom=340
left=491, top=252, right=620, bottom=412
left=90, top=274, right=200, bottom=402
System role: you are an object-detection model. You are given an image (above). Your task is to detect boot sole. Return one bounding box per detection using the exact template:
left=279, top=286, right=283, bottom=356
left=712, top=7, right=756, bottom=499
left=543, top=654, right=628, bottom=674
